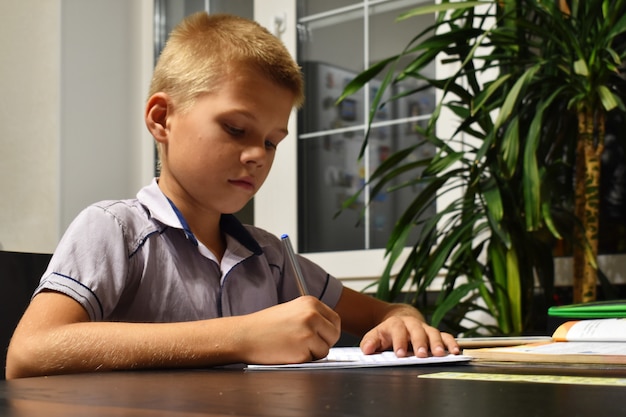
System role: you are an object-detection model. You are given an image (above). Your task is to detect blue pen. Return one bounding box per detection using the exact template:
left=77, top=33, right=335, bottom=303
left=281, top=234, right=309, bottom=296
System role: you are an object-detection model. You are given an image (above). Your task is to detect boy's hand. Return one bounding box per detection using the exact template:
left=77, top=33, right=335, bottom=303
left=334, top=287, right=459, bottom=359
left=239, top=296, right=341, bottom=364
left=359, top=315, right=460, bottom=358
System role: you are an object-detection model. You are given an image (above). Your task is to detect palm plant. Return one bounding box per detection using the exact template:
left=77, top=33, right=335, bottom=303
left=338, top=0, right=626, bottom=335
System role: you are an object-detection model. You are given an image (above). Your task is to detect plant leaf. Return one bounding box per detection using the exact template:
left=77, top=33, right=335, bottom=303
left=431, top=281, right=485, bottom=327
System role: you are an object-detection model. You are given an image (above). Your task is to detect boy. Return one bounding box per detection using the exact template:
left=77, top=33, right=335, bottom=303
left=6, top=12, right=459, bottom=379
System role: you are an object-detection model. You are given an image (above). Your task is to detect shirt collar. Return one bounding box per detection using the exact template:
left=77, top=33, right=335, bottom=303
left=137, top=178, right=262, bottom=256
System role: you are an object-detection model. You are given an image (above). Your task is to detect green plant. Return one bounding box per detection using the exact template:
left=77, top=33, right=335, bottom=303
left=338, top=0, right=626, bottom=335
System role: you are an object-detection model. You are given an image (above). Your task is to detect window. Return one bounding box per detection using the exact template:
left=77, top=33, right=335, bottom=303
left=293, top=1, right=437, bottom=289
left=297, top=1, right=437, bottom=254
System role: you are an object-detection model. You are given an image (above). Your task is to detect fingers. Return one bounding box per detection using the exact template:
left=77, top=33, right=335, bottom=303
left=360, top=328, right=386, bottom=355
left=360, top=317, right=414, bottom=357
left=441, top=332, right=460, bottom=355
left=360, top=317, right=461, bottom=358
left=406, top=321, right=460, bottom=357
left=299, top=296, right=342, bottom=353
left=287, top=296, right=342, bottom=361
left=410, top=324, right=446, bottom=357
left=239, top=296, right=341, bottom=365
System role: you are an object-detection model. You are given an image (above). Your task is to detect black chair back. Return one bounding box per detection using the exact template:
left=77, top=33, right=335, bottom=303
left=0, top=251, right=51, bottom=379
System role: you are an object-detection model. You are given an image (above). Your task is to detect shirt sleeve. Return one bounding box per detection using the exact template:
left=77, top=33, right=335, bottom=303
left=34, top=203, right=130, bottom=321
left=291, top=253, right=344, bottom=308
left=243, top=226, right=344, bottom=309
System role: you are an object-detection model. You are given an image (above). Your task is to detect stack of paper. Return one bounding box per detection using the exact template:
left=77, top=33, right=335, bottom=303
left=246, top=347, right=471, bottom=370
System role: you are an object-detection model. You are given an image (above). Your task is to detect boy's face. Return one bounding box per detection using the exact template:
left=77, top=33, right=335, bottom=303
left=154, top=68, right=295, bottom=217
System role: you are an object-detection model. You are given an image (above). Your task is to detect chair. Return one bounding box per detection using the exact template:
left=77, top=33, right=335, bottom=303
left=0, top=251, right=51, bottom=379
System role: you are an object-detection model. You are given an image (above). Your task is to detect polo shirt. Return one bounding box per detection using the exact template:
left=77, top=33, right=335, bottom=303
left=35, top=179, right=344, bottom=322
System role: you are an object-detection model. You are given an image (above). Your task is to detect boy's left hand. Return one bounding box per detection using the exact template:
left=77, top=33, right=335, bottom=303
left=334, top=287, right=459, bottom=358
left=359, top=315, right=460, bottom=358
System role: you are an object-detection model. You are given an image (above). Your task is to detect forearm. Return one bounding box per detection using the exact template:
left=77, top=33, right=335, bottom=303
left=335, top=287, right=427, bottom=337
left=7, top=319, right=239, bottom=378
left=7, top=293, right=342, bottom=379
left=7, top=318, right=244, bottom=379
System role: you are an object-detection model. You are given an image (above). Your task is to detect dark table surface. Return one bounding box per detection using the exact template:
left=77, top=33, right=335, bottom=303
left=2, top=362, right=626, bottom=417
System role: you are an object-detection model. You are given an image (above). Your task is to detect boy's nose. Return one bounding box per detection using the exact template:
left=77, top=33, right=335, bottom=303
left=241, top=143, right=267, bottom=167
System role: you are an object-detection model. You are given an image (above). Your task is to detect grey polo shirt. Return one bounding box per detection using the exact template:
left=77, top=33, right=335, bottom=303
left=35, top=179, right=344, bottom=322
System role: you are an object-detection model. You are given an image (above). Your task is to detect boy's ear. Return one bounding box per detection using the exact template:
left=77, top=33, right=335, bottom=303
left=145, top=92, right=171, bottom=144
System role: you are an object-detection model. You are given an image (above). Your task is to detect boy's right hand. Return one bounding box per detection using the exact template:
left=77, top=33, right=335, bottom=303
left=238, top=296, right=341, bottom=365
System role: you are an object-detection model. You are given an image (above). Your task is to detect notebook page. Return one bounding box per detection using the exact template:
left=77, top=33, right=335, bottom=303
left=246, top=347, right=471, bottom=370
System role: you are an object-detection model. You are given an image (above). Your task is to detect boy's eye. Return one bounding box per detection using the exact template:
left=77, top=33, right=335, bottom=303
left=265, top=140, right=277, bottom=150
left=225, top=124, right=245, bottom=136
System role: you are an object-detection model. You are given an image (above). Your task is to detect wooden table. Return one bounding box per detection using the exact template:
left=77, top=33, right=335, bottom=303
left=1, top=364, right=626, bottom=416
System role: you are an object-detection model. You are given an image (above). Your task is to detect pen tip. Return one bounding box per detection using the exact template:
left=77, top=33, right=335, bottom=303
left=281, top=234, right=288, bottom=239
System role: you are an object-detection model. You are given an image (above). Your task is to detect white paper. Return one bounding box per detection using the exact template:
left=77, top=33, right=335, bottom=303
left=566, top=318, right=626, bottom=342
left=246, top=347, right=471, bottom=370
left=498, top=341, right=626, bottom=356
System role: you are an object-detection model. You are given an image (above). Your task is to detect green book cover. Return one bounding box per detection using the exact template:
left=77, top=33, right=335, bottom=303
left=548, top=300, right=626, bottom=318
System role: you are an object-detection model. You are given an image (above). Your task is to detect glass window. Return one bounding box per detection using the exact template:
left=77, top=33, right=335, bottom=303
left=297, top=0, right=436, bottom=253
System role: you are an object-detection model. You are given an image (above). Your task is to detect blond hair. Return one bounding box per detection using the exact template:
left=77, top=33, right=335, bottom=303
left=149, top=12, right=304, bottom=113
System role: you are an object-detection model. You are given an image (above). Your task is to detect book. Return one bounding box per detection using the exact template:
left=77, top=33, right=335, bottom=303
left=548, top=300, right=626, bottom=319
left=456, top=336, right=553, bottom=348
left=246, top=347, right=471, bottom=370
left=552, top=317, right=626, bottom=342
left=463, top=318, right=626, bottom=365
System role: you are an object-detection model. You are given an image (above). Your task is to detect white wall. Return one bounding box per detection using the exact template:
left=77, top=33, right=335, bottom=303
left=0, top=0, right=61, bottom=253
left=0, top=0, right=154, bottom=253
left=60, top=0, right=154, bottom=230
left=253, top=0, right=300, bottom=245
